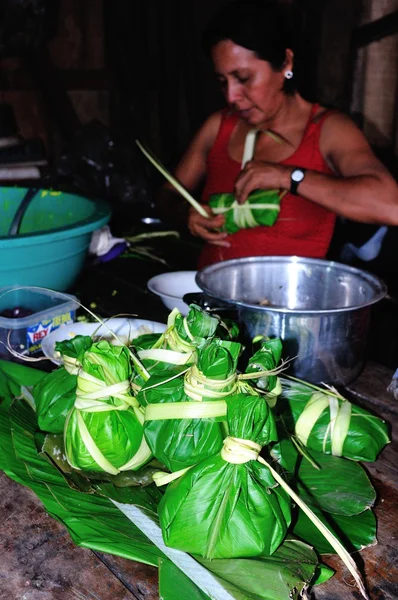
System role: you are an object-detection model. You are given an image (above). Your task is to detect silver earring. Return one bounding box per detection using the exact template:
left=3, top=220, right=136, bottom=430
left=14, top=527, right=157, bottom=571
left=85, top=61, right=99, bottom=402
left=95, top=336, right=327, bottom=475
left=284, top=70, right=293, bottom=80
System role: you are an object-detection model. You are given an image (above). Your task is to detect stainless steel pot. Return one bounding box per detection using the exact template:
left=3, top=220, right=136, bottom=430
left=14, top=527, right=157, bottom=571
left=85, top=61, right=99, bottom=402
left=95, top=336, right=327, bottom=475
left=196, top=256, right=387, bottom=386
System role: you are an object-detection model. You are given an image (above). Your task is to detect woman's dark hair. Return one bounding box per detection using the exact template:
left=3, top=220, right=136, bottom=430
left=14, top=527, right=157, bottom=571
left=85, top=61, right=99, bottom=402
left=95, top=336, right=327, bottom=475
left=202, top=0, right=300, bottom=93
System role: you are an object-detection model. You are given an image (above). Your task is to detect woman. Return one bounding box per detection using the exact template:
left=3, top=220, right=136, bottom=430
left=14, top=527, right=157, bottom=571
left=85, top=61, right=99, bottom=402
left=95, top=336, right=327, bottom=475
left=157, top=0, right=398, bottom=268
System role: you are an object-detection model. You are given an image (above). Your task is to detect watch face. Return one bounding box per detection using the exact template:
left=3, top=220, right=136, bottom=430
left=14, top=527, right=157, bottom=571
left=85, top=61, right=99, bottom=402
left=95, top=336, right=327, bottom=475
left=291, top=169, right=305, bottom=182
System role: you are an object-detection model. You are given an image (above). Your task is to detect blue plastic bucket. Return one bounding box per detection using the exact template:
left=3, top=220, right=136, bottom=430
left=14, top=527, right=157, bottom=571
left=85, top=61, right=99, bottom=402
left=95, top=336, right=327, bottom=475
left=0, top=187, right=111, bottom=291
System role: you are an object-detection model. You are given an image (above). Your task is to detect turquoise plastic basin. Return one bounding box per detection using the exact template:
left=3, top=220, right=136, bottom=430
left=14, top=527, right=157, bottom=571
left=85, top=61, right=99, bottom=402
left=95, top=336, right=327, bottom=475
left=0, top=187, right=111, bottom=291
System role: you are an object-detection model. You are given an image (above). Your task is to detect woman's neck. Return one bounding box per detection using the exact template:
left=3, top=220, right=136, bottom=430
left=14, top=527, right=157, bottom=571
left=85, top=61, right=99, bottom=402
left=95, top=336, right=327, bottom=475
left=257, top=93, right=311, bottom=134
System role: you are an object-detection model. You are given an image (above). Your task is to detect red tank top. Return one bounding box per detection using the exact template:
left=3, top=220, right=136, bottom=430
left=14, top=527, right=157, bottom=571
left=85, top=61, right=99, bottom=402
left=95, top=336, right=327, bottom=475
left=199, top=104, right=336, bottom=268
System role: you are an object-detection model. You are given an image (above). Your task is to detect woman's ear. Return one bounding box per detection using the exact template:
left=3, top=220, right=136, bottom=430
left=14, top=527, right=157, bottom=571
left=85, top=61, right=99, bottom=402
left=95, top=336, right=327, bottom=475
left=284, top=48, right=294, bottom=71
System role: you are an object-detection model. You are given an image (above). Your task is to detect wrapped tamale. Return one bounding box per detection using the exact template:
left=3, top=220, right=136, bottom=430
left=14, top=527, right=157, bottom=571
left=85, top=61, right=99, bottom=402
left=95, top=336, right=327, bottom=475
left=158, top=393, right=290, bottom=559
left=209, top=189, right=283, bottom=233
left=64, top=340, right=151, bottom=474
left=279, top=377, right=390, bottom=462
left=33, top=335, right=92, bottom=433
left=140, top=338, right=241, bottom=472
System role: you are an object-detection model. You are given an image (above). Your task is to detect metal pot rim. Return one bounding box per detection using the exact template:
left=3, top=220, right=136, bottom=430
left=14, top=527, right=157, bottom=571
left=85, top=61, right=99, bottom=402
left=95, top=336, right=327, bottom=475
left=196, top=256, right=388, bottom=315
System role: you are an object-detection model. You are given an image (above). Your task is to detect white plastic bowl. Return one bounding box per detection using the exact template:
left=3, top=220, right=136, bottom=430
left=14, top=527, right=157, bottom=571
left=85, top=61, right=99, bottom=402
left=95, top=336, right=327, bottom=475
left=147, top=271, right=201, bottom=316
left=41, top=317, right=166, bottom=365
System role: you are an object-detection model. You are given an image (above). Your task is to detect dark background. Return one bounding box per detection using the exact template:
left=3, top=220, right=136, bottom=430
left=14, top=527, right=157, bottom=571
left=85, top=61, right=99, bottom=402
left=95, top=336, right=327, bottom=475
left=1, top=0, right=398, bottom=366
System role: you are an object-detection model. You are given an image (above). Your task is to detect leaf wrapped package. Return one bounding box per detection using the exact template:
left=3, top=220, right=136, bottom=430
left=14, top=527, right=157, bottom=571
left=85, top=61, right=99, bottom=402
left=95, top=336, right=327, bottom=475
left=158, top=393, right=290, bottom=559
left=280, top=378, right=390, bottom=461
left=64, top=340, right=151, bottom=474
left=131, top=305, right=230, bottom=391
left=209, top=189, right=282, bottom=233
left=245, top=338, right=283, bottom=396
left=33, top=335, right=92, bottom=433
left=140, top=338, right=241, bottom=472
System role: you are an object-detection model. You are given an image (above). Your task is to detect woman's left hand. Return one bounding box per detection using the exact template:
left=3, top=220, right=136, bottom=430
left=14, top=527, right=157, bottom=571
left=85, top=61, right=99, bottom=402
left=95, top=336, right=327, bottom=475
left=234, top=160, right=290, bottom=204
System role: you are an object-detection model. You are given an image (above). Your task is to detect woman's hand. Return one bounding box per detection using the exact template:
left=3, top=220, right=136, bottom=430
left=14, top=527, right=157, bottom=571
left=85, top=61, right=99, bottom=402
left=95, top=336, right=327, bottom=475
left=234, top=161, right=290, bottom=204
left=188, top=205, right=230, bottom=247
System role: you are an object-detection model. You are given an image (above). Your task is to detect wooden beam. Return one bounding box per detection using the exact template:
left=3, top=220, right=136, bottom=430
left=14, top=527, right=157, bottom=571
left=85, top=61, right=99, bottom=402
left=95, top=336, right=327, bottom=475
left=352, top=10, right=398, bottom=48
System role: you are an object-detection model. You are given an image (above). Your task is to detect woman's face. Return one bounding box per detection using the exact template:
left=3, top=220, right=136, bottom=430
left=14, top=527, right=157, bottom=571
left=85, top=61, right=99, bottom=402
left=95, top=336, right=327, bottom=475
left=211, top=39, right=290, bottom=127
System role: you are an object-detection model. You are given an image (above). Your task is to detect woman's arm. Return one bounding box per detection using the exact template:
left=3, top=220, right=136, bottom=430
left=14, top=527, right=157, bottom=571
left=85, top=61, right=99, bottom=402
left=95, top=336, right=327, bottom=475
left=156, top=111, right=229, bottom=243
left=234, top=113, right=398, bottom=225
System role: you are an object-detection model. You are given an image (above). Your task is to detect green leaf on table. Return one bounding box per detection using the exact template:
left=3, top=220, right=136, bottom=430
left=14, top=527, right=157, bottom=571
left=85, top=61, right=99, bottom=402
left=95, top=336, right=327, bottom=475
left=293, top=507, right=377, bottom=555
left=159, top=558, right=210, bottom=600
left=0, top=369, right=163, bottom=567
left=198, top=539, right=318, bottom=600
left=296, top=448, right=376, bottom=516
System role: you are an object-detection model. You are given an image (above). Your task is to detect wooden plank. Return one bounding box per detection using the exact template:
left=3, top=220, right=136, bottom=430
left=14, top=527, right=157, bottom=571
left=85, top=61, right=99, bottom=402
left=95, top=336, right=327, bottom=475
left=0, top=472, right=143, bottom=599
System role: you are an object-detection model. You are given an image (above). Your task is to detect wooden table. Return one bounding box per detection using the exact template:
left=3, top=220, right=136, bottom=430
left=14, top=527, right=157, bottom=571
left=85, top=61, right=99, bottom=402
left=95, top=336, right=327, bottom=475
left=0, top=360, right=397, bottom=600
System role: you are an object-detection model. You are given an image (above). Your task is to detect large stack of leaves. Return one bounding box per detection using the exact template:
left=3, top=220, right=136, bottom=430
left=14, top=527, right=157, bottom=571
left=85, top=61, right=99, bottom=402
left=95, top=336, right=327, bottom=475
left=278, top=377, right=390, bottom=461
left=33, top=335, right=93, bottom=433
left=130, top=305, right=239, bottom=391
left=158, top=393, right=291, bottom=559
left=139, top=338, right=241, bottom=472
left=64, top=340, right=151, bottom=474
left=208, top=189, right=283, bottom=233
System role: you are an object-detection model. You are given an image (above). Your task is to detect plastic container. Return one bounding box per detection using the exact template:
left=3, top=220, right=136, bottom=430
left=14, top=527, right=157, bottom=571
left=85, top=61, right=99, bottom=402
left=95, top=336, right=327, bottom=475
left=0, top=286, right=79, bottom=359
left=0, top=187, right=111, bottom=291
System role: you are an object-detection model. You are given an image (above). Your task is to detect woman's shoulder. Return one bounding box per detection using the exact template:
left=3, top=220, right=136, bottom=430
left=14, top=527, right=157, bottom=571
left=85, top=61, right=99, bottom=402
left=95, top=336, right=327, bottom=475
left=201, top=108, right=238, bottom=132
left=196, top=109, right=239, bottom=152
left=312, top=104, right=356, bottom=129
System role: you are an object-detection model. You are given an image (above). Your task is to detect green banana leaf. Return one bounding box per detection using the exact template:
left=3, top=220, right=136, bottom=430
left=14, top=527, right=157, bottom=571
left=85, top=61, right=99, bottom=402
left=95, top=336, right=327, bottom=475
left=296, top=448, right=376, bottom=516
left=64, top=341, right=151, bottom=473
left=0, top=393, right=163, bottom=566
left=140, top=339, right=241, bottom=472
left=271, top=440, right=377, bottom=553
left=160, top=539, right=325, bottom=600
left=159, top=558, right=211, bottom=600
left=32, top=335, right=94, bottom=433
left=279, top=377, right=390, bottom=462
left=130, top=332, right=163, bottom=350
left=209, top=189, right=281, bottom=233
left=294, top=508, right=377, bottom=555
left=199, top=540, right=321, bottom=600
left=159, top=393, right=290, bottom=559
left=33, top=367, right=77, bottom=433
left=272, top=438, right=376, bottom=515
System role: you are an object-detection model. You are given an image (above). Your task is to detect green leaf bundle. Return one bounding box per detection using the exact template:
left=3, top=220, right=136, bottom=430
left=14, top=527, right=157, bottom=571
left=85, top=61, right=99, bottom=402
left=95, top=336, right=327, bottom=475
left=209, top=189, right=282, bottom=234
left=140, top=338, right=242, bottom=472
left=131, top=305, right=230, bottom=391
left=64, top=340, right=151, bottom=474
left=158, top=393, right=290, bottom=559
left=33, top=335, right=93, bottom=433
left=245, top=338, right=283, bottom=395
left=279, top=378, right=390, bottom=461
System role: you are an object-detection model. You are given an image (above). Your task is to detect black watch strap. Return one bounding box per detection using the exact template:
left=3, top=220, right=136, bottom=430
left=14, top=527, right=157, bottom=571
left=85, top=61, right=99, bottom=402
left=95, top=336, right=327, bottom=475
left=290, top=168, right=306, bottom=196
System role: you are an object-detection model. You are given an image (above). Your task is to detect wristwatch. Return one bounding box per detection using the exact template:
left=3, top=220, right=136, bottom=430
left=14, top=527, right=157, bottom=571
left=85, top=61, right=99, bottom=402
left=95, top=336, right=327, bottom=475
left=290, top=168, right=306, bottom=195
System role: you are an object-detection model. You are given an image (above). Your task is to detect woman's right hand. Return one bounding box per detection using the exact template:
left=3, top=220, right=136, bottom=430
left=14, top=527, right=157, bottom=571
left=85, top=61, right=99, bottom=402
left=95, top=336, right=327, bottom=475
left=188, top=205, right=230, bottom=247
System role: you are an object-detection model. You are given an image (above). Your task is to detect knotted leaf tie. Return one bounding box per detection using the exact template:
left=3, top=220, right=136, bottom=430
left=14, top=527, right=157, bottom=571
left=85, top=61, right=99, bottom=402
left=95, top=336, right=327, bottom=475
left=295, top=392, right=352, bottom=457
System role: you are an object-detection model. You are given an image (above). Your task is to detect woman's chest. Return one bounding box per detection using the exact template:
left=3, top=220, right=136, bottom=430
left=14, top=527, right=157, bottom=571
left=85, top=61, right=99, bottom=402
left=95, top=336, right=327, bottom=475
left=228, top=122, right=310, bottom=164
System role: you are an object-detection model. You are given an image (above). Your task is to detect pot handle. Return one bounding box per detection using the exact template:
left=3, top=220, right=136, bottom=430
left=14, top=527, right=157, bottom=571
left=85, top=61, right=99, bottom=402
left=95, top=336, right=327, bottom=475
left=183, top=292, right=234, bottom=313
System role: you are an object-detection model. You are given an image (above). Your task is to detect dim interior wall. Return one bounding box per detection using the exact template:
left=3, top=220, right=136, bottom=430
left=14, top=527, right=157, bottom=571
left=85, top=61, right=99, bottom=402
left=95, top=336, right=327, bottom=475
left=0, top=0, right=108, bottom=151
left=351, top=0, right=398, bottom=152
